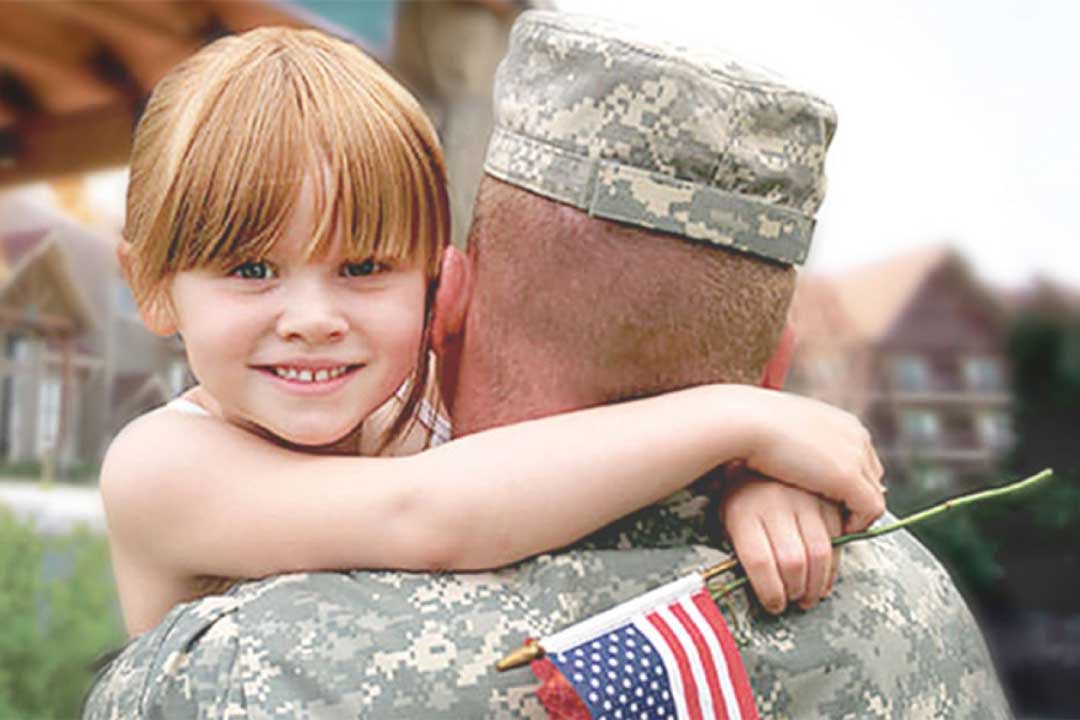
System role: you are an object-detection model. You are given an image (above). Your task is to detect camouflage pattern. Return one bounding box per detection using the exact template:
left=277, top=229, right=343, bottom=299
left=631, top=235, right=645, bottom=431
left=483, top=11, right=837, bottom=266
left=84, top=496, right=1010, bottom=719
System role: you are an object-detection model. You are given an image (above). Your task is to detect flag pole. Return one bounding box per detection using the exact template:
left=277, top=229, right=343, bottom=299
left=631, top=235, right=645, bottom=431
left=495, top=639, right=544, bottom=671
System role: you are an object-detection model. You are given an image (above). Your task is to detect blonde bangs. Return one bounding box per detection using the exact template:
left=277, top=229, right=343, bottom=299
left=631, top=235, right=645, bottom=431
left=126, top=28, right=449, bottom=299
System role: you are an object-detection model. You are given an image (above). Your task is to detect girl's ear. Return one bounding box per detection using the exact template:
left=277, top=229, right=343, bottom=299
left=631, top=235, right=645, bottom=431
left=760, top=323, right=797, bottom=390
left=431, top=246, right=471, bottom=356
left=116, top=240, right=178, bottom=337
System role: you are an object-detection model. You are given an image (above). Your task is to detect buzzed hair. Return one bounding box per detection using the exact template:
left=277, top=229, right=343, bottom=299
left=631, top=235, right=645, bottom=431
left=466, top=177, right=795, bottom=407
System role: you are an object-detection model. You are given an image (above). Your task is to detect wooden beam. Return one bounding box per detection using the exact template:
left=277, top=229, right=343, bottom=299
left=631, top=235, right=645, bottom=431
left=0, top=3, right=101, bottom=69
left=0, top=42, right=116, bottom=115
left=0, top=102, right=134, bottom=188
left=105, top=1, right=216, bottom=38
left=36, top=2, right=200, bottom=92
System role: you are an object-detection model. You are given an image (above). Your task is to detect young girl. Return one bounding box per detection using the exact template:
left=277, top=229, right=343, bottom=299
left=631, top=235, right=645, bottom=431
left=104, top=27, right=884, bottom=636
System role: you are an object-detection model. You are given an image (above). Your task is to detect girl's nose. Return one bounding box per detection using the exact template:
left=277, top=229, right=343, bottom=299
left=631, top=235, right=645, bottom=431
left=275, top=282, right=348, bottom=345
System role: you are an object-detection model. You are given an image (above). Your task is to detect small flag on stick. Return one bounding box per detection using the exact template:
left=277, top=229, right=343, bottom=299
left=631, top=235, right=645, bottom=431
left=528, top=572, right=758, bottom=720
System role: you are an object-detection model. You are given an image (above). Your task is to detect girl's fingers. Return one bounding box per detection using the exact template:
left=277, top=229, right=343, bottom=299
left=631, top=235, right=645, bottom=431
left=762, top=509, right=807, bottom=608
left=729, top=515, right=785, bottom=615
left=821, top=501, right=843, bottom=596
left=795, top=506, right=832, bottom=610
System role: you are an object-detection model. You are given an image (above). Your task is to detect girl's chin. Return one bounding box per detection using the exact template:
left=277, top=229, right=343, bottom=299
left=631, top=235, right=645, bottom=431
left=243, top=418, right=366, bottom=455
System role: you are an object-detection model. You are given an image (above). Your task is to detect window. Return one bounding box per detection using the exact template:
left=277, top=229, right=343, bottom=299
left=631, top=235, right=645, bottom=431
left=36, top=375, right=62, bottom=456
left=976, top=411, right=1013, bottom=450
left=963, top=357, right=1003, bottom=392
left=901, top=409, right=940, bottom=446
left=914, top=465, right=954, bottom=492
left=893, top=355, right=930, bottom=392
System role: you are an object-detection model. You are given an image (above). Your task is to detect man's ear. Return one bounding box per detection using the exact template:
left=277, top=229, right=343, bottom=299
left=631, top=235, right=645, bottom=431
left=760, top=323, right=797, bottom=389
left=431, top=246, right=471, bottom=356
left=116, top=240, right=178, bottom=337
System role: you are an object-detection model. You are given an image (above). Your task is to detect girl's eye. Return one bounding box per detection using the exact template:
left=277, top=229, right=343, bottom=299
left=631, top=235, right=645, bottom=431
left=341, top=258, right=387, bottom=277
left=228, top=260, right=276, bottom=280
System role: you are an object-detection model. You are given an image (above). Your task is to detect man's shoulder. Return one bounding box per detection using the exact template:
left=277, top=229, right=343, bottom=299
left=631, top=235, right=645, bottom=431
left=741, top=526, right=1011, bottom=719
left=84, top=589, right=246, bottom=719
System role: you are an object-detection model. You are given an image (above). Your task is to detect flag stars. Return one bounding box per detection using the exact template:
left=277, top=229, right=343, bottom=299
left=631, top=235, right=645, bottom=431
left=548, top=622, right=679, bottom=719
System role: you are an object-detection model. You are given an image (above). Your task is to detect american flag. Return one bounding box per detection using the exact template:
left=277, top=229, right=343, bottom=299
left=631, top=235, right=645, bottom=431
left=530, top=574, right=758, bottom=720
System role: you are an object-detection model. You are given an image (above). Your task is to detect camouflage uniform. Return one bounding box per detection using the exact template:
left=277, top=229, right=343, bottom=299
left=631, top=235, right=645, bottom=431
left=85, top=497, right=1008, bottom=718
left=85, top=12, right=1010, bottom=719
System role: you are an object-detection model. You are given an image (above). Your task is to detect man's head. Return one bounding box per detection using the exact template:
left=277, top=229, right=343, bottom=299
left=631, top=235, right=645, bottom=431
left=435, top=11, right=837, bottom=435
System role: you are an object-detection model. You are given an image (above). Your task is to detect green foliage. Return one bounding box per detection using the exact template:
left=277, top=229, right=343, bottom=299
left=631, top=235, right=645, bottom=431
left=0, top=509, right=125, bottom=720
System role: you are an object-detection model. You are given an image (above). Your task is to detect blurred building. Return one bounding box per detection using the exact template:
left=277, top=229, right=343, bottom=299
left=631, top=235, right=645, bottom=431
left=789, top=246, right=1015, bottom=490
left=0, top=189, right=187, bottom=473
left=0, top=0, right=531, bottom=472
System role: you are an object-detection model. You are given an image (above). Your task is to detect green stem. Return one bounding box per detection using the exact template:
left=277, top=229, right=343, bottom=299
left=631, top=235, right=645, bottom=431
left=709, top=468, right=1054, bottom=602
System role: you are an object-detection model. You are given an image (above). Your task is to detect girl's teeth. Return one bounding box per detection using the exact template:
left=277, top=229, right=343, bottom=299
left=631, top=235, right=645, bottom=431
left=274, top=366, right=349, bottom=383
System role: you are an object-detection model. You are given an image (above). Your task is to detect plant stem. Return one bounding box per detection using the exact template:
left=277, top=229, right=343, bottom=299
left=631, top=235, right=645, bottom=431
left=709, top=468, right=1054, bottom=601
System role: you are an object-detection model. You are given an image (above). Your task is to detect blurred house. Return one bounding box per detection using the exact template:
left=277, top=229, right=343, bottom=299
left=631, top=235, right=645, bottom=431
left=789, top=246, right=1014, bottom=490
left=0, top=191, right=186, bottom=473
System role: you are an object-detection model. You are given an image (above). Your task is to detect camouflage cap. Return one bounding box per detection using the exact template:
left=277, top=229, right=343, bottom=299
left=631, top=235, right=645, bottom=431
left=484, top=11, right=838, bottom=265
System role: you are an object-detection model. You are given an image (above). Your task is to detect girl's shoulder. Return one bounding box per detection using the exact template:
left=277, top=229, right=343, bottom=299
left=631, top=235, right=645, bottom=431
left=100, top=391, right=229, bottom=515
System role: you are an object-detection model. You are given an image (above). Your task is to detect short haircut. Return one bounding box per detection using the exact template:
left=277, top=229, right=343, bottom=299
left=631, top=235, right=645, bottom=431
left=467, top=177, right=795, bottom=407
left=124, top=27, right=450, bottom=448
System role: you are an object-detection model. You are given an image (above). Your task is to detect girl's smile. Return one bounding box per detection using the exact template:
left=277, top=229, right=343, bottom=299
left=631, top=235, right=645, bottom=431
left=255, top=361, right=364, bottom=396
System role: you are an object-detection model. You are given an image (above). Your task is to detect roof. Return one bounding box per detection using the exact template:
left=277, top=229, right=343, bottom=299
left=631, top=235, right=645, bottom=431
left=0, top=192, right=117, bottom=334
left=0, top=227, right=50, bottom=278
left=0, top=229, right=98, bottom=333
left=827, top=244, right=955, bottom=342
left=793, top=243, right=1016, bottom=352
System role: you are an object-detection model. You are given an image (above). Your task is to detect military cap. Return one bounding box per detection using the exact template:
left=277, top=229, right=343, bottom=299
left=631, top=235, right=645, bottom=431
left=484, top=10, right=838, bottom=265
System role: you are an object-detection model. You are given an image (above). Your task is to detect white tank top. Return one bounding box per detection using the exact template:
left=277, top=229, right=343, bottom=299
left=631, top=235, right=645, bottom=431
left=165, top=397, right=211, bottom=417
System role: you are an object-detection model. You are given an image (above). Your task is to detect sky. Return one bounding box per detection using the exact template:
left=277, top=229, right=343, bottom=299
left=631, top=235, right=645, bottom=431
left=558, top=0, right=1079, bottom=289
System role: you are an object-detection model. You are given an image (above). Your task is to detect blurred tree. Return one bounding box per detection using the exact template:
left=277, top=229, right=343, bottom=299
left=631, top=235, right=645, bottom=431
left=0, top=510, right=124, bottom=719
left=993, top=309, right=1080, bottom=613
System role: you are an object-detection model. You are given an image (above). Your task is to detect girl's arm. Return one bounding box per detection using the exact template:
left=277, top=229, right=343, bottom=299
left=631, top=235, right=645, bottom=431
left=102, top=383, right=882, bottom=582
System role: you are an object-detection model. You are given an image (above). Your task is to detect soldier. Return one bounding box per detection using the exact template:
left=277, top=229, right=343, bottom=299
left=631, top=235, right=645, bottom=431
left=84, top=11, right=1010, bottom=719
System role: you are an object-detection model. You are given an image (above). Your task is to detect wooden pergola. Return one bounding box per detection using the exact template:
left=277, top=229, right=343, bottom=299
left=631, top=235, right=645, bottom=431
left=0, top=0, right=322, bottom=188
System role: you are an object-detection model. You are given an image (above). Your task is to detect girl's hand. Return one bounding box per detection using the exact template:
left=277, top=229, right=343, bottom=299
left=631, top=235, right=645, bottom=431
left=736, top=387, right=885, bottom=533
left=719, top=467, right=843, bottom=614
